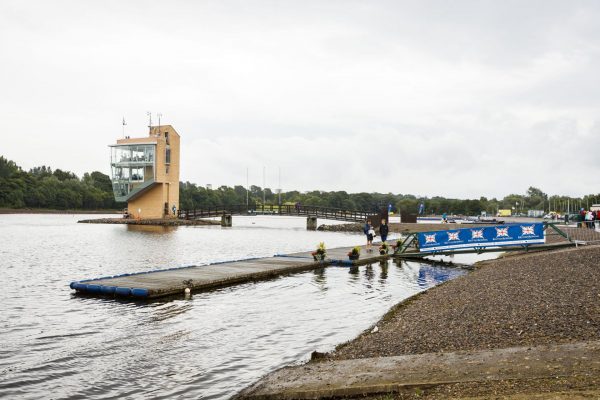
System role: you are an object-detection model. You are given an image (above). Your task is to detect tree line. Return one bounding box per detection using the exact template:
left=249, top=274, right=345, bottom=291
left=180, top=182, right=600, bottom=216
left=0, top=156, right=120, bottom=210
left=1, top=156, right=598, bottom=215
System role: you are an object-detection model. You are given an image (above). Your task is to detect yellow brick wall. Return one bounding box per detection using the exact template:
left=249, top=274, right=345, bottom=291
left=128, top=184, right=167, bottom=219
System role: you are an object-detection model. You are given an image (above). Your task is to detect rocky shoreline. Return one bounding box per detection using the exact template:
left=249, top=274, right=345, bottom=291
left=331, top=245, right=600, bottom=361
left=77, top=217, right=220, bottom=226
left=317, top=222, right=363, bottom=232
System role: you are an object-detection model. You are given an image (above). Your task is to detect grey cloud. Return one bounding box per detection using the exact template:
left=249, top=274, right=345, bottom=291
left=1, top=0, right=599, bottom=199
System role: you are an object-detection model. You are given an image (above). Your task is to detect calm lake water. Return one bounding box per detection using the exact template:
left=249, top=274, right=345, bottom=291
left=0, top=214, right=472, bottom=399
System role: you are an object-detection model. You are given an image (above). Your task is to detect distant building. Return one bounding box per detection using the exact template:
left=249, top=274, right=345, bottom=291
left=110, top=125, right=180, bottom=219
left=527, top=209, right=545, bottom=218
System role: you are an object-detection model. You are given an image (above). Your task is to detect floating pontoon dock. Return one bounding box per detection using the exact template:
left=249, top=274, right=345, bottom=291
left=70, top=245, right=389, bottom=300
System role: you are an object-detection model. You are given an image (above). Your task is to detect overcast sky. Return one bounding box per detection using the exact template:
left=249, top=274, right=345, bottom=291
left=1, top=1, right=599, bottom=199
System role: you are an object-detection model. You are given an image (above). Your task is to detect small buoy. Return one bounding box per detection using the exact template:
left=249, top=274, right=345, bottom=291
left=371, top=326, right=379, bottom=333
left=184, top=287, right=191, bottom=295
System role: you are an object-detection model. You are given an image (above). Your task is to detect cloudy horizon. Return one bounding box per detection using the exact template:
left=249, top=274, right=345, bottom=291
left=2, top=0, right=599, bottom=199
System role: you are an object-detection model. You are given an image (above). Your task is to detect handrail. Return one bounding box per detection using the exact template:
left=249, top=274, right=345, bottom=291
left=178, top=204, right=379, bottom=222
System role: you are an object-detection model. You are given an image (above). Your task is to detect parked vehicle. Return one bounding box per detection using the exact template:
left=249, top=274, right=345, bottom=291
left=544, top=212, right=562, bottom=220
left=527, top=210, right=545, bottom=218
left=564, top=213, right=580, bottom=223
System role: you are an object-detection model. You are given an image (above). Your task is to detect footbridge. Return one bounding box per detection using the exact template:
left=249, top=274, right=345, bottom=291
left=178, top=204, right=385, bottom=229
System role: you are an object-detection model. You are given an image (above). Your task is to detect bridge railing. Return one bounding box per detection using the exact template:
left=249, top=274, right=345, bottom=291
left=547, top=221, right=600, bottom=244
left=178, top=204, right=379, bottom=222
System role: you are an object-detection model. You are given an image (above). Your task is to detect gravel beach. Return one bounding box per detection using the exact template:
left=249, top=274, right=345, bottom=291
left=331, top=245, right=600, bottom=360
left=240, top=245, right=600, bottom=399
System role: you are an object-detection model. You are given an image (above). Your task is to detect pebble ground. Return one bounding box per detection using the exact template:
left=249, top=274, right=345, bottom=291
left=331, top=245, right=600, bottom=360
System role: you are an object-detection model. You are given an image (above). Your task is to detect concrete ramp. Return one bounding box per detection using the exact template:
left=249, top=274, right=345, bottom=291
left=237, top=341, right=600, bottom=399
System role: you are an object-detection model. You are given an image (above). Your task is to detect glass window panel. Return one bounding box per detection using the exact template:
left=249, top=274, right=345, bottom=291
left=110, top=144, right=156, bottom=198
left=131, top=167, right=143, bottom=181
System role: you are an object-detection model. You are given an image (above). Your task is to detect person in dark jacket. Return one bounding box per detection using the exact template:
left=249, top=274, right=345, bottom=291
left=364, top=219, right=374, bottom=252
left=379, top=218, right=389, bottom=243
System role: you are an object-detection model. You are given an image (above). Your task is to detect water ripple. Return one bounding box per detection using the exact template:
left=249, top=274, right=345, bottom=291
left=0, top=214, right=470, bottom=400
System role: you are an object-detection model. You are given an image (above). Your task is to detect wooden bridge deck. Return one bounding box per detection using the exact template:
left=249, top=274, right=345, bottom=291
left=70, top=245, right=390, bottom=300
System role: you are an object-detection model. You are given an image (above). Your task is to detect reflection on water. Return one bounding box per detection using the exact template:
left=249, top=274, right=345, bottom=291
left=379, top=262, right=388, bottom=281
left=0, top=214, right=468, bottom=400
left=126, top=224, right=178, bottom=234
left=312, top=268, right=327, bottom=289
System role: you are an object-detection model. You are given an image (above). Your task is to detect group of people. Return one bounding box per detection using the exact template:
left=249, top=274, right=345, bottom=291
left=363, top=218, right=389, bottom=252
left=578, top=208, right=598, bottom=229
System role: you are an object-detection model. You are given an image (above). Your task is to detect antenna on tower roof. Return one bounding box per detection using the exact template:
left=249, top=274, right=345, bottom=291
left=147, top=111, right=152, bottom=133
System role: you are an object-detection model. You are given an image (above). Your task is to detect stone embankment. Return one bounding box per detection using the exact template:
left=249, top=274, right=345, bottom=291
left=317, top=223, right=363, bottom=232
left=317, top=222, right=494, bottom=233
left=78, top=218, right=220, bottom=226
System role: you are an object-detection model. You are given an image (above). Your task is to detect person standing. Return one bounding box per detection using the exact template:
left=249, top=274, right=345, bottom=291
left=586, top=210, right=593, bottom=229
left=364, top=219, right=374, bottom=252
left=579, top=208, right=586, bottom=228
left=379, top=218, right=389, bottom=243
